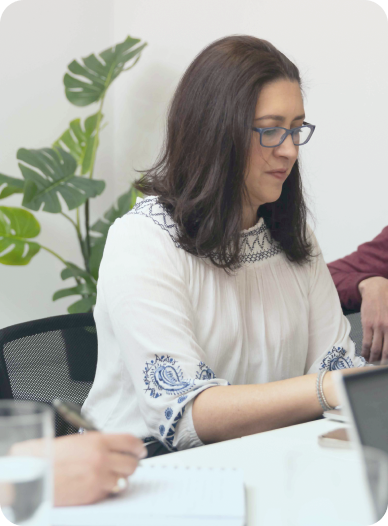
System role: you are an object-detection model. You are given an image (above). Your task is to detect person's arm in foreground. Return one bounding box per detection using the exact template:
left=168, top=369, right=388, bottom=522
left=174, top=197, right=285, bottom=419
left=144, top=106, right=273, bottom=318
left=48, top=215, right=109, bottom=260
left=11, top=433, right=147, bottom=507
left=327, top=226, right=388, bottom=362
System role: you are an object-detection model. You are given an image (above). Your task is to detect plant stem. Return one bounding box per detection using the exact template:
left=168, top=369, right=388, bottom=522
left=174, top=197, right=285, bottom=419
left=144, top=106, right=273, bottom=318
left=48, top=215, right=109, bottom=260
left=85, top=199, right=90, bottom=271
left=39, top=244, right=82, bottom=286
left=60, top=212, right=77, bottom=229
left=39, top=245, right=68, bottom=265
left=61, top=210, right=89, bottom=273
left=76, top=208, right=80, bottom=232
left=84, top=76, right=110, bottom=271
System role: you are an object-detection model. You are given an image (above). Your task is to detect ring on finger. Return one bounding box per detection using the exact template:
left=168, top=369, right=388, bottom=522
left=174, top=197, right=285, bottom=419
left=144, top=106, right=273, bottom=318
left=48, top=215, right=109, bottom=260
left=111, top=477, right=128, bottom=494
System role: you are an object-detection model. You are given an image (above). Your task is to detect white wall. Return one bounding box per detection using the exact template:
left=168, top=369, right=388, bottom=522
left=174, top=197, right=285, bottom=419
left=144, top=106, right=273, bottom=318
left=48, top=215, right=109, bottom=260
left=0, top=0, right=116, bottom=328
left=0, top=0, right=387, bottom=327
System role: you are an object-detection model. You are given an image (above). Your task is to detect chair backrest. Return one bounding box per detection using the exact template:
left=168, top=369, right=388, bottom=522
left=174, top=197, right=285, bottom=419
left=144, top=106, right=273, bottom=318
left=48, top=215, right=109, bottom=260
left=345, top=311, right=363, bottom=357
left=0, top=313, right=98, bottom=437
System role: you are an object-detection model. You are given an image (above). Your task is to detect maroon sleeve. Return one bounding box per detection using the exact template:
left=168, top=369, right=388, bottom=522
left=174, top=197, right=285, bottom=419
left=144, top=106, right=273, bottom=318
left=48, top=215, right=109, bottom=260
left=327, top=226, right=388, bottom=311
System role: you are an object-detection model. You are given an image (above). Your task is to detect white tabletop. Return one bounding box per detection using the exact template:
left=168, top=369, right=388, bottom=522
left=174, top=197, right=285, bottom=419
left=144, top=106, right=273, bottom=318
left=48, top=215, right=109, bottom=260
left=142, top=418, right=377, bottom=526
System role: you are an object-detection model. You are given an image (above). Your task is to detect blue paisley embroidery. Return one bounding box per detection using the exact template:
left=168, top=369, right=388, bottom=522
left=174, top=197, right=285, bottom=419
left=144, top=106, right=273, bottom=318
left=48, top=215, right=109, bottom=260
left=165, top=407, right=186, bottom=451
left=159, top=425, right=165, bottom=436
left=196, top=361, right=217, bottom=380
left=165, top=407, right=173, bottom=420
left=178, top=396, right=187, bottom=403
left=143, top=354, right=195, bottom=398
left=319, top=346, right=354, bottom=371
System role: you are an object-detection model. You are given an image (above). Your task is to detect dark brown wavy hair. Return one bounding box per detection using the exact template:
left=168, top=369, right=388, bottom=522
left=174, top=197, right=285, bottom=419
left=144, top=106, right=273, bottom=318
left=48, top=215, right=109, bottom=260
left=134, top=35, right=316, bottom=272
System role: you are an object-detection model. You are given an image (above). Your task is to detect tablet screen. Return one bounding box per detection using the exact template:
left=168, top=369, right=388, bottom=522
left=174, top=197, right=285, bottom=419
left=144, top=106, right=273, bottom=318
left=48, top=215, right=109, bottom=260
left=342, top=368, right=388, bottom=456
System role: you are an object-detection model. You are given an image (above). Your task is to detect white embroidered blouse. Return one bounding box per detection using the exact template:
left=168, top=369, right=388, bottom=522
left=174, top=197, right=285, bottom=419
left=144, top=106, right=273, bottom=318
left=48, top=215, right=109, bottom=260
left=81, top=196, right=367, bottom=451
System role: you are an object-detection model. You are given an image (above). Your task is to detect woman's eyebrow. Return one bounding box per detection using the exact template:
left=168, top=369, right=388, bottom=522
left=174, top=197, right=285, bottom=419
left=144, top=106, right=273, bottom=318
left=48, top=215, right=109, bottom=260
left=254, top=114, right=305, bottom=122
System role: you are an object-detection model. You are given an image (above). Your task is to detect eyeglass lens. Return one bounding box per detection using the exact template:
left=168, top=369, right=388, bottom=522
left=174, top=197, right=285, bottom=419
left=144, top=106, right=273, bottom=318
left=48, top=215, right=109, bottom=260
left=261, top=126, right=312, bottom=147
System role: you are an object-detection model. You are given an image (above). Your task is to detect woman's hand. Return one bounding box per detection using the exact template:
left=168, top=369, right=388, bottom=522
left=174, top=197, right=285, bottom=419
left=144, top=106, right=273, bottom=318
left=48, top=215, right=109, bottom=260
left=10, top=432, right=147, bottom=507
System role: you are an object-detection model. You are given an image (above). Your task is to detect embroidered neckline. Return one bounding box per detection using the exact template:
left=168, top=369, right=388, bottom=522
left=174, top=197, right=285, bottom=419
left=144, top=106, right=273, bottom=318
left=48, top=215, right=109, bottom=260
left=127, top=196, right=282, bottom=264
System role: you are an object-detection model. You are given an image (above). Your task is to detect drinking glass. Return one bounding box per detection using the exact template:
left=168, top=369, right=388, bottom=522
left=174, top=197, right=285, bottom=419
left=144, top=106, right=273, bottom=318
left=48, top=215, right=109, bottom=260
left=0, top=400, right=54, bottom=526
left=284, top=444, right=388, bottom=526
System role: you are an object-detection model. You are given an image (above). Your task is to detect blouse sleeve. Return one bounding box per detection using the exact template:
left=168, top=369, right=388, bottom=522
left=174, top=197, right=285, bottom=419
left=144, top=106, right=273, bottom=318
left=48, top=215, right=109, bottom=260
left=98, top=213, right=229, bottom=451
left=304, top=226, right=369, bottom=375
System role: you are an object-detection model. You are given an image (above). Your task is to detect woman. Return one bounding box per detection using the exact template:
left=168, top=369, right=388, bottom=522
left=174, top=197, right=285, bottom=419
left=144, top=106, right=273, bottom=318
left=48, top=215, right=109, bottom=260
left=82, top=35, right=368, bottom=455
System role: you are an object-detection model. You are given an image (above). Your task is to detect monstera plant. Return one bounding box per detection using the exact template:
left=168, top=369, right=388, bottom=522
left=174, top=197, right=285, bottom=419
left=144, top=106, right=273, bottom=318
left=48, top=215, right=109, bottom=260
left=0, top=35, right=146, bottom=313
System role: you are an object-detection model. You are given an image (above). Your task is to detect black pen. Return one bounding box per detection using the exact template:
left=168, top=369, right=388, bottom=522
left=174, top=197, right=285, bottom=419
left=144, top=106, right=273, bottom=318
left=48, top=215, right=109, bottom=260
left=52, top=398, right=147, bottom=465
left=52, top=399, right=99, bottom=431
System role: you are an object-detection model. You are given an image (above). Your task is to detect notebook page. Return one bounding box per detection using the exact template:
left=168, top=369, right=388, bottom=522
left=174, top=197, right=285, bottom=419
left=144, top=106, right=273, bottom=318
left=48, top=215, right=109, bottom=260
left=51, top=465, right=245, bottom=526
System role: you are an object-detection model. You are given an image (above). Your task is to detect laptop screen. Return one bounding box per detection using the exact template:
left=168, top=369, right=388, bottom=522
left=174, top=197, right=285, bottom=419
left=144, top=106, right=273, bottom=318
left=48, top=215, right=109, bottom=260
left=342, top=367, right=388, bottom=456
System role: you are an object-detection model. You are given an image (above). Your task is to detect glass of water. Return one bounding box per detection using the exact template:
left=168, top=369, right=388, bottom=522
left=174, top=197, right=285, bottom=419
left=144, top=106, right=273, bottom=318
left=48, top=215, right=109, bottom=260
left=0, top=400, right=54, bottom=526
left=284, top=444, right=388, bottom=526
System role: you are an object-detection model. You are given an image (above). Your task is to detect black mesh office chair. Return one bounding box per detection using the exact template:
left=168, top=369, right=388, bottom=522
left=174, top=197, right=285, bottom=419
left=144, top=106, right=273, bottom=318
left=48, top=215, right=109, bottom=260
left=0, top=313, right=97, bottom=437
left=346, top=312, right=364, bottom=357
left=342, top=307, right=363, bottom=357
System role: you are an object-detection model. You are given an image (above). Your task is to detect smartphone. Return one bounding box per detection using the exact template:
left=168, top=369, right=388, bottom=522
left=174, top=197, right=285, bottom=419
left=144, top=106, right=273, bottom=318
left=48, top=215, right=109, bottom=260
left=323, top=408, right=349, bottom=423
left=318, top=427, right=351, bottom=448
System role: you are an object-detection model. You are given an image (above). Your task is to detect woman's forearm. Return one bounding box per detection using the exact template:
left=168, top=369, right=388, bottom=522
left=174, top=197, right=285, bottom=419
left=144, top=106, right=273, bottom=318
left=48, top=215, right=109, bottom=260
left=192, top=371, right=338, bottom=444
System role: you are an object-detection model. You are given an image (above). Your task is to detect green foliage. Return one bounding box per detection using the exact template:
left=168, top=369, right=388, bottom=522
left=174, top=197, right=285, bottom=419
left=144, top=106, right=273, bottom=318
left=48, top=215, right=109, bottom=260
left=64, top=36, right=147, bottom=107
left=52, top=113, right=104, bottom=176
left=0, top=35, right=147, bottom=314
left=0, top=174, right=24, bottom=199
left=18, top=147, right=105, bottom=213
left=0, top=206, right=40, bottom=265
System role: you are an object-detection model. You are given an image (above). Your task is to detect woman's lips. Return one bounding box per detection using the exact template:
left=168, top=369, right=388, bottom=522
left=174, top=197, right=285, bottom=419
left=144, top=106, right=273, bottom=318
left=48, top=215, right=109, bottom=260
left=266, top=171, right=288, bottom=180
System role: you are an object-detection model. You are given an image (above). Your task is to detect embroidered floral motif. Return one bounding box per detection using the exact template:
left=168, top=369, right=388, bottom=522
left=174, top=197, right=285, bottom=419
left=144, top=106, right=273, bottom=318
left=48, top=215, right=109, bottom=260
left=178, top=396, right=187, bottom=403
left=165, top=406, right=186, bottom=451
left=143, top=354, right=195, bottom=398
left=159, top=425, right=165, bottom=436
left=127, top=196, right=282, bottom=264
left=165, top=407, right=173, bottom=420
left=196, top=361, right=217, bottom=380
left=319, top=346, right=354, bottom=371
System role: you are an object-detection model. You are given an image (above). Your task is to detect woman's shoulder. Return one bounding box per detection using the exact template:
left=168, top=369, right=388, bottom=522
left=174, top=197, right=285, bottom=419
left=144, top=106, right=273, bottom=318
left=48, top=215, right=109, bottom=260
left=123, top=196, right=182, bottom=247
left=109, top=196, right=182, bottom=248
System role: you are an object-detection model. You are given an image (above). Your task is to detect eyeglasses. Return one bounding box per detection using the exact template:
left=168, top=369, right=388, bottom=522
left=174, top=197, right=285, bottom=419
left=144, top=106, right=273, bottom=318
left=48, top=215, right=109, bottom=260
left=251, top=121, right=316, bottom=148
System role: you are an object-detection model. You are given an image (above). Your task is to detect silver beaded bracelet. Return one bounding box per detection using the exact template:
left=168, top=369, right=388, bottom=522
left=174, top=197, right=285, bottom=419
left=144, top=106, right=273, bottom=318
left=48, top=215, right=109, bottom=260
left=316, top=369, right=335, bottom=412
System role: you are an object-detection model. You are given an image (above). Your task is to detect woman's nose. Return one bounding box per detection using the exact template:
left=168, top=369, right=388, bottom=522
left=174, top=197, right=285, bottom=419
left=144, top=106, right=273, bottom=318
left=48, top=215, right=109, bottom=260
left=275, top=133, right=299, bottom=157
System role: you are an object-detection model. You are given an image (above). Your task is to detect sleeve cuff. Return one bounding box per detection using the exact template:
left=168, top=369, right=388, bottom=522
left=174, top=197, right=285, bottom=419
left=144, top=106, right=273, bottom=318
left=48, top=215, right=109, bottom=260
left=172, top=398, right=205, bottom=450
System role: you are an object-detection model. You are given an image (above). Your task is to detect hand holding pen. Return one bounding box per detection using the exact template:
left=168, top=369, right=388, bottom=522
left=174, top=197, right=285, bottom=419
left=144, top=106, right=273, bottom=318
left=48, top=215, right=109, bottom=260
left=9, top=399, right=147, bottom=507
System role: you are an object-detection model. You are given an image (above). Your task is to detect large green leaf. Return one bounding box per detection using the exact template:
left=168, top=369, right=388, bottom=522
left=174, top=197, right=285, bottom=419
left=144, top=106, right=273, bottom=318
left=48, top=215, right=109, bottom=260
left=52, top=113, right=104, bottom=175
left=67, top=296, right=96, bottom=314
left=60, top=261, right=95, bottom=284
left=0, top=173, right=24, bottom=199
left=53, top=281, right=96, bottom=301
left=64, top=36, right=147, bottom=107
left=88, top=186, right=142, bottom=280
left=17, top=147, right=105, bottom=213
left=0, top=206, right=40, bottom=265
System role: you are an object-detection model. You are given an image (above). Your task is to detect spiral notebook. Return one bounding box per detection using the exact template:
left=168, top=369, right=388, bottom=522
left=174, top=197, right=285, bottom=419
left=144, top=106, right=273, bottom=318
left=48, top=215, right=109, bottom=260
left=51, top=465, right=246, bottom=526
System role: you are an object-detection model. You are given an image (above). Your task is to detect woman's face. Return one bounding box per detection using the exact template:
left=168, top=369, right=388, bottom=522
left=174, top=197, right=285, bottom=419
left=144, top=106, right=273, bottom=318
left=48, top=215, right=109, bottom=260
left=244, top=79, right=304, bottom=211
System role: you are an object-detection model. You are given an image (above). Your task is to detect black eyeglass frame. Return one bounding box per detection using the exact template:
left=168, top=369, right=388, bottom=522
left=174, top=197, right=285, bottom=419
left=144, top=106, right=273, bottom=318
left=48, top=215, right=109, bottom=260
left=251, top=121, right=316, bottom=148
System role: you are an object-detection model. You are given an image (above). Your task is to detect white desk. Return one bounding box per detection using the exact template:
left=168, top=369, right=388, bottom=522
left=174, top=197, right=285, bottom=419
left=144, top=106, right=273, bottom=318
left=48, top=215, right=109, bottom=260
left=142, top=419, right=377, bottom=526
